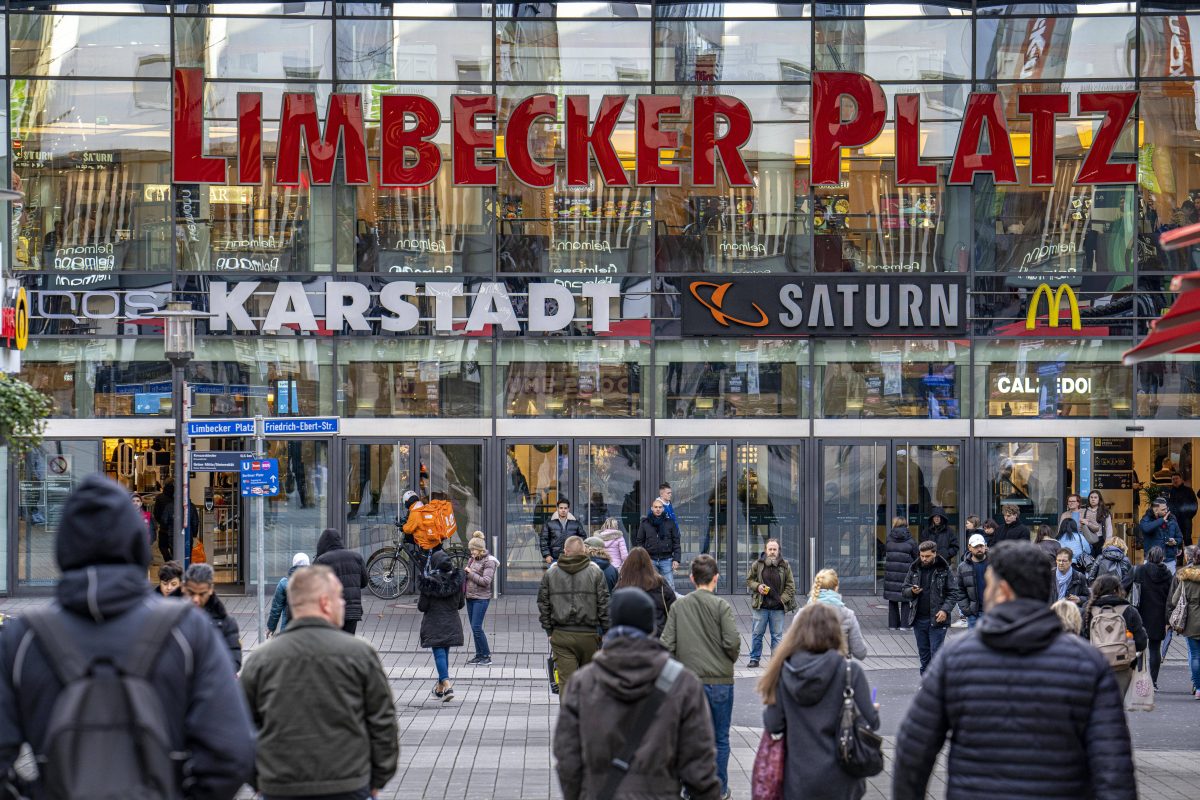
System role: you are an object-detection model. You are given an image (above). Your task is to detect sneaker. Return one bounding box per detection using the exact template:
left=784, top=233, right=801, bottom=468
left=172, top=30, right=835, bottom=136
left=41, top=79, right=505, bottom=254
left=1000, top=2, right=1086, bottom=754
left=465, top=655, right=482, bottom=665
left=720, top=791, right=732, bottom=800
left=477, top=657, right=492, bottom=666
left=746, top=659, right=760, bottom=668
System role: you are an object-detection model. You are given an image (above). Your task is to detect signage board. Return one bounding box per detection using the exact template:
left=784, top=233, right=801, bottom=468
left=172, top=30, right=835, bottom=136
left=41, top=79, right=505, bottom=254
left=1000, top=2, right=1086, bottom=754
left=1094, top=438, right=1134, bottom=451
left=240, top=458, right=280, bottom=497
left=680, top=275, right=966, bottom=336
left=1093, top=453, right=1134, bottom=471
left=1079, top=438, right=1092, bottom=496
left=187, top=419, right=255, bottom=437
left=262, top=417, right=339, bottom=435
left=1094, top=472, right=1134, bottom=490
left=192, top=451, right=254, bottom=472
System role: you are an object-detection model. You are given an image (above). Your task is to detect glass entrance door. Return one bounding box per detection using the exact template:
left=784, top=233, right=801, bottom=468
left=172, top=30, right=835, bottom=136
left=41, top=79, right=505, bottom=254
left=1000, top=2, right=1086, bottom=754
left=733, top=443, right=803, bottom=583
left=663, top=442, right=729, bottom=585
left=985, top=440, right=1062, bottom=528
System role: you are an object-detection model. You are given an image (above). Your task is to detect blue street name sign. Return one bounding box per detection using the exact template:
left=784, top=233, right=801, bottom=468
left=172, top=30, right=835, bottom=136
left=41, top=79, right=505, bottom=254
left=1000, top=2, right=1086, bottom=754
left=192, top=451, right=253, bottom=472
left=262, top=417, right=339, bottom=434
left=240, top=458, right=280, bottom=497
left=187, top=419, right=255, bottom=437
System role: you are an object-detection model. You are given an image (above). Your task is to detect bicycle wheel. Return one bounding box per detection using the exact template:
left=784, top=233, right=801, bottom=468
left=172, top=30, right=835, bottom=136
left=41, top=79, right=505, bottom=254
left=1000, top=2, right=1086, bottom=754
left=445, top=546, right=470, bottom=574
left=367, top=550, right=412, bottom=599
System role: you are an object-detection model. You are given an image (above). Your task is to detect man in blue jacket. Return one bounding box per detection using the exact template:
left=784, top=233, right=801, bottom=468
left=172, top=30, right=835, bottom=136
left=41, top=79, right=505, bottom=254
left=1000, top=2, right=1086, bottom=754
left=1140, top=497, right=1182, bottom=572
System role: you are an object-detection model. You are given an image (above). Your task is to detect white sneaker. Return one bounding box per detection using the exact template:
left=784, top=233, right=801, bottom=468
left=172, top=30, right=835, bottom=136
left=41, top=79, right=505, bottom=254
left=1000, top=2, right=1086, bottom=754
left=951, top=619, right=968, bottom=628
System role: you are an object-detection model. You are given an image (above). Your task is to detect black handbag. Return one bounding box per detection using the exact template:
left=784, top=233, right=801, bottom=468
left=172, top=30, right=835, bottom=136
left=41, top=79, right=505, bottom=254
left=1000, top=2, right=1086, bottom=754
left=835, top=659, right=884, bottom=778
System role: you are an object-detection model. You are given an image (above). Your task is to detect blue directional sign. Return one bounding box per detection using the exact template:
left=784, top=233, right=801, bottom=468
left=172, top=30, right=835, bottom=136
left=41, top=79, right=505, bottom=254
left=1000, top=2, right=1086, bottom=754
left=188, top=419, right=255, bottom=437
left=263, top=417, right=339, bottom=435
left=240, top=458, right=280, bottom=497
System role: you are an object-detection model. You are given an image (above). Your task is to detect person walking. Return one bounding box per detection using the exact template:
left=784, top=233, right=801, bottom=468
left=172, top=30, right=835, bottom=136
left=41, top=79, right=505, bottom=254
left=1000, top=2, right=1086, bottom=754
left=920, top=507, right=959, bottom=564
left=183, top=562, right=243, bottom=671
left=884, top=517, right=919, bottom=630
left=1059, top=493, right=1102, bottom=554
left=537, top=536, right=610, bottom=698
left=417, top=550, right=465, bottom=701
left=597, top=517, right=629, bottom=569
left=1083, top=574, right=1148, bottom=699
left=894, top=541, right=1136, bottom=800
left=653, top=482, right=678, bottom=523
left=402, top=490, right=457, bottom=569
left=1052, top=548, right=1090, bottom=608
left=156, top=559, right=183, bottom=597
left=1084, top=490, right=1115, bottom=555
left=464, top=533, right=498, bottom=666
left=1132, top=546, right=1173, bottom=688
left=267, top=552, right=309, bottom=637
left=553, top=588, right=720, bottom=800
left=758, top=603, right=880, bottom=800
left=902, top=541, right=953, bottom=674
left=950, top=534, right=989, bottom=628
left=1139, top=497, right=1182, bottom=573
left=153, top=481, right=198, bottom=563
left=995, top=504, right=1031, bottom=543
left=585, top=535, right=619, bottom=592
left=810, top=569, right=868, bottom=660
left=132, top=492, right=153, bottom=546
left=661, top=555, right=739, bottom=800
left=1090, top=537, right=1135, bottom=591
left=1167, top=472, right=1198, bottom=548
left=1056, top=517, right=1091, bottom=564
left=1034, top=524, right=1061, bottom=558
left=633, top=497, right=681, bottom=588
left=1167, top=545, right=1200, bottom=697
left=0, top=474, right=255, bottom=799
left=981, top=518, right=1000, bottom=548
left=615, top=546, right=675, bottom=637
left=540, top=499, right=585, bottom=564
left=314, top=528, right=369, bottom=635
left=241, top=564, right=399, bottom=800
left=745, top=538, right=798, bottom=668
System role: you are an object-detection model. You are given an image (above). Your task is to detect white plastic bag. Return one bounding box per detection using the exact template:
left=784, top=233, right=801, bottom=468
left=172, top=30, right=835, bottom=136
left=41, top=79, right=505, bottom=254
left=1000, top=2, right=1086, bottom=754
left=1125, top=652, right=1155, bottom=712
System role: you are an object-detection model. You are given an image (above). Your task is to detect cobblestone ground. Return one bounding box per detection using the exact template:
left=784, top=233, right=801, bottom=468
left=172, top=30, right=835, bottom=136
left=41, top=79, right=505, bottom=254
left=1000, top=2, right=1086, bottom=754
left=2, top=592, right=1194, bottom=799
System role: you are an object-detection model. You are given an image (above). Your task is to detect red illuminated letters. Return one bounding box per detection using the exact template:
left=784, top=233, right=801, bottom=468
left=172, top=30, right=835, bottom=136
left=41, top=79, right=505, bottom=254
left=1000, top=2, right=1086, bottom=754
left=636, top=96, right=682, bottom=186
left=380, top=95, right=441, bottom=186
left=812, top=72, right=886, bottom=185
left=895, top=94, right=936, bottom=186
left=506, top=95, right=557, bottom=188
left=173, top=67, right=225, bottom=183
left=452, top=95, right=497, bottom=186
left=565, top=96, right=628, bottom=187
left=693, top=96, right=754, bottom=186
left=949, top=93, right=1017, bottom=185
left=237, top=92, right=262, bottom=184
left=1017, top=93, right=1069, bottom=186
left=1076, top=92, right=1138, bottom=184
left=276, top=93, right=369, bottom=185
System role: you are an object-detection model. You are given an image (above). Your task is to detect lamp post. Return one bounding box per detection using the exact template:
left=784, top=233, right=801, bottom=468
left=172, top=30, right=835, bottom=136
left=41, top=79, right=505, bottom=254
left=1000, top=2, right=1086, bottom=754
left=162, top=302, right=199, bottom=567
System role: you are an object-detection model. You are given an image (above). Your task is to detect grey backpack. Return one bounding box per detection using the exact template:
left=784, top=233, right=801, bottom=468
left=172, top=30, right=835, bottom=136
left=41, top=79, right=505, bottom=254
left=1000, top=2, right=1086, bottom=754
left=1089, top=603, right=1135, bottom=671
left=17, top=601, right=192, bottom=800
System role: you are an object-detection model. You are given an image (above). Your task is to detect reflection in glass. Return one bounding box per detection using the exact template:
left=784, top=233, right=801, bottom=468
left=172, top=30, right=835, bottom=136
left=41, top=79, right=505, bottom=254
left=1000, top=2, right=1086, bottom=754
left=421, top=442, right=484, bottom=551
left=987, top=441, right=1062, bottom=527
left=733, top=443, right=801, bottom=587
left=576, top=441, right=642, bottom=535
left=500, top=339, right=647, bottom=418
left=655, top=20, right=811, bottom=82
left=816, top=340, right=964, bottom=419
left=820, top=443, right=886, bottom=592
left=18, top=440, right=101, bottom=587
left=657, top=339, right=806, bottom=418
left=894, top=443, right=959, bottom=544
left=815, top=19, right=970, bottom=81
left=506, top=441, right=568, bottom=589
left=1137, top=358, right=1200, bottom=419
left=174, top=15, right=333, bottom=80
left=975, top=339, right=1132, bottom=419
left=498, top=19, right=652, bottom=82
left=340, top=339, right=490, bottom=417
left=336, top=19, right=492, bottom=81
left=18, top=339, right=173, bottom=418
left=187, top=338, right=335, bottom=418
left=976, top=16, right=1135, bottom=80
left=663, top=441, right=727, bottom=590
left=254, top=439, right=329, bottom=581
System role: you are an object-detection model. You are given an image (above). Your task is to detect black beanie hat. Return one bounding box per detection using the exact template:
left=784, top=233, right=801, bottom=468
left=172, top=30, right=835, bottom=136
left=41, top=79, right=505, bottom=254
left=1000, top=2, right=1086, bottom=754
left=56, top=473, right=152, bottom=571
left=609, top=587, right=656, bottom=635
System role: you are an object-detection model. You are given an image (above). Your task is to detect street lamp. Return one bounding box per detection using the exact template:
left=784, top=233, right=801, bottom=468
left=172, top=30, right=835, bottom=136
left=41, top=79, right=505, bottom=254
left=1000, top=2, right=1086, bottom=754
left=161, top=301, right=202, bottom=567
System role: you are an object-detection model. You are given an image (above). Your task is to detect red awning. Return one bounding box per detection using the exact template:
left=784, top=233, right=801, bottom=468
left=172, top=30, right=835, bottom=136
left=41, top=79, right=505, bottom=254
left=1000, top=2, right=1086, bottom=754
left=1124, top=288, right=1200, bottom=364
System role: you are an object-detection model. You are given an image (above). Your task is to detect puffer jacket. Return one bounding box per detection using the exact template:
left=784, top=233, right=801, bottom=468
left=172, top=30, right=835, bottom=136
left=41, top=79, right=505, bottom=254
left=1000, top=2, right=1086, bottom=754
left=1168, top=566, right=1200, bottom=638
left=764, top=649, right=879, bottom=800
left=464, top=551, right=498, bottom=601
left=950, top=557, right=987, bottom=617
left=1132, top=562, right=1173, bottom=639
left=201, top=593, right=243, bottom=671
left=894, top=598, right=1136, bottom=800
left=540, top=513, right=586, bottom=560
left=314, top=528, right=369, bottom=622
left=417, top=557, right=465, bottom=649
left=267, top=563, right=303, bottom=633
left=1089, top=546, right=1134, bottom=591
left=883, top=526, right=919, bottom=602
left=553, top=635, right=720, bottom=800
left=537, top=554, right=611, bottom=634
left=634, top=515, right=681, bottom=562
left=901, top=555, right=954, bottom=627
left=598, top=527, right=629, bottom=569
left=920, top=508, right=959, bottom=563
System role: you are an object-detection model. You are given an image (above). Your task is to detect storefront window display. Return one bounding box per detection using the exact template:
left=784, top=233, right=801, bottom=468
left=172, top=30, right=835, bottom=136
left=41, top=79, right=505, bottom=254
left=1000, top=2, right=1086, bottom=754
left=18, top=339, right=174, bottom=418
left=1137, top=357, right=1200, bottom=420
left=657, top=339, right=806, bottom=419
left=187, top=337, right=335, bottom=418
left=986, top=440, right=1062, bottom=527
left=499, top=338, right=647, bottom=417
left=498, top=18, right=652, bottom=82
left=339, top=338, right=491, bottom=417
left=816, top=339, right=965, bottom=419
left=17, top=440, right=101, bottom=587
left=975, top=339, right=1133, bottom=419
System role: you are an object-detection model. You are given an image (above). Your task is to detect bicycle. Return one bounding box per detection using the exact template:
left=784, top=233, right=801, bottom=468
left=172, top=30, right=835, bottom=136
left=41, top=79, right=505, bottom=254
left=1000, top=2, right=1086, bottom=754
left=365, top=524, right=469, bottom=599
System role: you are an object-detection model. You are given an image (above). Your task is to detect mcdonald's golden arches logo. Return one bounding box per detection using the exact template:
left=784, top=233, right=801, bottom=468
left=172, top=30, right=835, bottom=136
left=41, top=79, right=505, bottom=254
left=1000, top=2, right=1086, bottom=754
left=1026, top=283, right=1081, bottom=331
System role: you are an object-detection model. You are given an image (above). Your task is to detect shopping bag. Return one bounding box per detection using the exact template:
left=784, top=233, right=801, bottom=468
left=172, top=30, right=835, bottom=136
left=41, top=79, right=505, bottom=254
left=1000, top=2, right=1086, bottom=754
left=191, top=537, right=207, bottom=564
left=751, top=731, right=785, bottom=800
left=547, top=652, right=560, bottom=695
left=1125, top=652, right=1155, bottom=712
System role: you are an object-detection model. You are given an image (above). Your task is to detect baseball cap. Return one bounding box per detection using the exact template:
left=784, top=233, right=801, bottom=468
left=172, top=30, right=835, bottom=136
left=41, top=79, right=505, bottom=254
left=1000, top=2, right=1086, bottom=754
left=584, top=536, right=605, bottom=550
left=968, top=533, right=987, bottom=548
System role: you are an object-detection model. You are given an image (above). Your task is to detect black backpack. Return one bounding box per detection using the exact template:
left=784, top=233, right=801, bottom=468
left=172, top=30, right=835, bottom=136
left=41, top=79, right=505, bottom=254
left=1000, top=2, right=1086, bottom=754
left=16, top=601, right=193, bottom=800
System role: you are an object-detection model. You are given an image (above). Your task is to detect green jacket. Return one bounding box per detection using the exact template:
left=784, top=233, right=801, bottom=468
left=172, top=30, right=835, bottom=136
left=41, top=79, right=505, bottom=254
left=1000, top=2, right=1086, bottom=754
left=745, top=558, right=798, bottom=612
left=661, top=588, right=740, bottom=685
left=537, top=553, right=611, bottom=634
left=241, top=617, right=399, bottom=796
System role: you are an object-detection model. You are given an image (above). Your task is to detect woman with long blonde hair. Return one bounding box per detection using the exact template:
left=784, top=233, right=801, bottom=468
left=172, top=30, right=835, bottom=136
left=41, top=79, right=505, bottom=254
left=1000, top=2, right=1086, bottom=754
left=757, top=604, right=879, bottom=800
left=808, top=568, right=868, bottom=659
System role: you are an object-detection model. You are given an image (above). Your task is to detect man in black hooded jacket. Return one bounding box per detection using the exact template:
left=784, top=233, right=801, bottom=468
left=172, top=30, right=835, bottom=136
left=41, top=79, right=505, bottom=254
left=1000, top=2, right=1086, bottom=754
left=314, top=528, right=369, bottom=635
left=0, top=474, right=255, bottom=800
left=920, top=507, right=959, bottom=564
left=894, top=541, right=1135, bottom=800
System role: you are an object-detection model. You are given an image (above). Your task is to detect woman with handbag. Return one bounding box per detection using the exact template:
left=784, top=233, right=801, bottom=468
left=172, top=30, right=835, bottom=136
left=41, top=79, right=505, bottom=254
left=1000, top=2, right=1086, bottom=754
left=1167, top=545, right=1200, bottom=697
left=1132, top=546, right=1173, bottom=689
left=755, top=603, right=880, bottom=800
left=615, top=547, right=675, bottom=637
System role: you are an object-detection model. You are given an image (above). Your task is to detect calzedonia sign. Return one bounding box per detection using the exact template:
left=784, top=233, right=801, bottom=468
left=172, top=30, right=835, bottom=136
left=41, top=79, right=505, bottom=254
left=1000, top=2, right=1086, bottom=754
left=681, top=276, right=967, bottom=336
left=172, top=69, right=1137, bottom=189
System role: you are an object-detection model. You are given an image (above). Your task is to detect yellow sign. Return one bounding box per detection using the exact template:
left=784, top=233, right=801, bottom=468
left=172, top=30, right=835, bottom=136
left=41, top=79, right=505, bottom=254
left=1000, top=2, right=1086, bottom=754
left=14, top=288, right=28, bottom=351
left=1026, top=283, right=1081, bottom=331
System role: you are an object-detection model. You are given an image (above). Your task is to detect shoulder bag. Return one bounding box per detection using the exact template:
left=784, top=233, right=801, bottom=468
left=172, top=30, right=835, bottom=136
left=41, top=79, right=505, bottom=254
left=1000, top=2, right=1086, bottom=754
left=751, top=730, right=785, bottom=800
left=1169, top=587, right=1189, bottom=634
left=597, top=658, right=685, bottom=800
left=835, top=659, right=884, bottom=778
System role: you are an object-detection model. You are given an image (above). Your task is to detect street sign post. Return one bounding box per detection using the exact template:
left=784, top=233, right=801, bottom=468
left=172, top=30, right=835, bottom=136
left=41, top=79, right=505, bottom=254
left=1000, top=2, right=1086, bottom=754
left=187, top=419, right=255, bottom=437
left=192, top=451, right=253, bottom=472
left=262, top=417, right=339, bottom=434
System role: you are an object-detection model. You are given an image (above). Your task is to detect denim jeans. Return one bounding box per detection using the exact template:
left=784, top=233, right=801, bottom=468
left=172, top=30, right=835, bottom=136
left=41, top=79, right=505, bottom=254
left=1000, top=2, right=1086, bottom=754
left=912, top=616, right=947, bottom=674
left=749, top=609, right=785, bottom=660
left=966, top=614, right=981, bottom=630
left=467, top=598, right=491, bottom=658
left=703, top=684, right=733, bottom=794
left=432, top=647, right=450, bottom=682
left=1188, top=637, right=1200, bottom=694
left=652, top=558, right=675, bottom=591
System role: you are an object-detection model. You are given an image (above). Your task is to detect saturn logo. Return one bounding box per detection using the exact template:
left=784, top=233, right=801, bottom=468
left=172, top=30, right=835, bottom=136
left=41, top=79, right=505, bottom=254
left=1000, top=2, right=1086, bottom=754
left=688, top=281, right=769, bottom=328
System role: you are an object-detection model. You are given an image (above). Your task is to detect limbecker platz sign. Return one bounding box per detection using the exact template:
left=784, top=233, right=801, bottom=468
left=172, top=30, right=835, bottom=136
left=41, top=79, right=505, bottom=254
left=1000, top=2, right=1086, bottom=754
left=172, top=69, right=1138, bottom=189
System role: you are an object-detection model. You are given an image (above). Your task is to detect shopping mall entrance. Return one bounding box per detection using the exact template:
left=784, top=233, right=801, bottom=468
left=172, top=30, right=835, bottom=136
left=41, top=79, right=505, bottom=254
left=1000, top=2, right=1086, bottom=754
left=819, top=440, right=961, bottom=593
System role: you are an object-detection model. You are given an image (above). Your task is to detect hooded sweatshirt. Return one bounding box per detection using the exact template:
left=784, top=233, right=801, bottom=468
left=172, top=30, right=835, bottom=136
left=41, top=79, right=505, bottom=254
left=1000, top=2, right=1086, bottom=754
left=537, top=553, right=611, bottom=634
left=920, top=508, right=958, bottom=563
left=1132, top=561, right=1174, bottom=638
left=314, top=528, right=369, bottom=622
left=763, top=649, right=879, bottom=800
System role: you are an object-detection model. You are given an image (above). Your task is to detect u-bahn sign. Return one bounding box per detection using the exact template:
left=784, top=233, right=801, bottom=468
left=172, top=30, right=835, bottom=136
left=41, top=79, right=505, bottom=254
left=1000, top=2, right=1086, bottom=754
left=172, top=68, right=1137, bottom=189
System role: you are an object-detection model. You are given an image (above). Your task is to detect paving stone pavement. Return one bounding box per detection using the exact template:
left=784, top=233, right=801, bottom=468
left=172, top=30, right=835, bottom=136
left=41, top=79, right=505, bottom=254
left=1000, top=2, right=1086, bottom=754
left=2, top=591, right=1194, bottom=798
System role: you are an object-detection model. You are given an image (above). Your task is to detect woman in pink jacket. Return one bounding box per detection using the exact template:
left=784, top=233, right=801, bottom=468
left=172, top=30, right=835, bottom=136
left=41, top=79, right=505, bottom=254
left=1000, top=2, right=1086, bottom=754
left=597, top=518, right=629, bottom=569
left=464, top=533, right=498, bottom=666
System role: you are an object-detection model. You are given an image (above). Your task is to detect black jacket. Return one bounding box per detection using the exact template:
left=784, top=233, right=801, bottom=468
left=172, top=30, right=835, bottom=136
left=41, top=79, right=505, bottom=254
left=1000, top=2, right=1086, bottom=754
left=920, top=509, right=959, bottom=564
left=314, top=528, right=369, bottom=622
left=153, top=484, right=200, bottom=539
left=1089, top=546, right=1134, bottom=592
left=417, top=559, right=465, bottom=649
left=200, top=593, right=243, bottom=672
left=590, top=555, right=618, bottom=593
left=1132, top=562, right=1174, bottom=639
left=894, top=598, right=1136, bottom=800
left=1167, top=483, right=1198, bottom=534
left=633, top=515, right=681, bottom=562
left=994, top=520, right=1031, bottom=544
left=901, top=556, right=954, bottom=626
left=949, top=557, right=988, bottom=617
left=1084, top=596, right=1149, bottom=654
left=1051, top=567, right=1091, bottom=607
left=540, top=514, right=585, bottom=560
left=883, top=526, right=919, bottom=602
left=0, top=474, right=255, bottom=800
